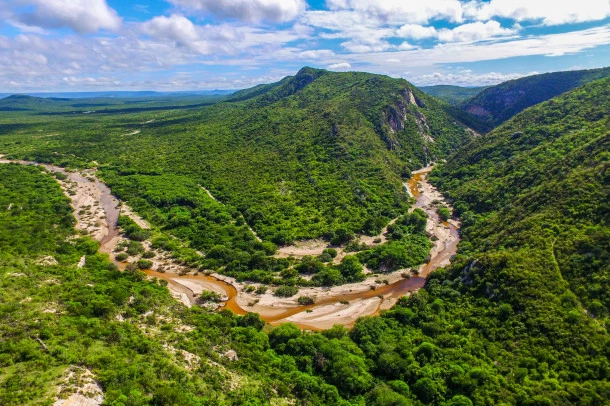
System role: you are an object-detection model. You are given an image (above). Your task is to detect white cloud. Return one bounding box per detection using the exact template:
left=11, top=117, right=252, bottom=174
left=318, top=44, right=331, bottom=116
left=437, top=20, right=517, bottom=42
left=298, top=49, right=335, bottom=59
left=142, top=15, right=200, bottom=43
left=413, top=70, right=539, bottom=86
left=465, top=0, right=610, bottom=26
left=346, top=25, right=610, bottom=69
left=168, top=0, right=306, bottom=23
left=396, top=24, right=437, bottom=40
left=14, top=0, right=121, bottom=34
left=395, top=21, right=517, bottom=43
left=139, top=14, right=304, bottom=55
left=325, top=0, right=465, bottom=24
left=340, top=38, right=393, bottom=53
left=397, top=42, right=417, bottom=50
left=141, top=14, right=211, bottom=54
left=327, top=62, right=352, bottom=70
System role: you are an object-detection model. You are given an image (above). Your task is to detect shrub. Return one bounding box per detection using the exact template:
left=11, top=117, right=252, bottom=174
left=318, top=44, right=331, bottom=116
left=298, top=296, right=316, bottom=305
left=118, top=215, right=152, bottom=241
left=323, top=248, right=338, bottom=258
left=437, top=206, right=451, bottom=221
left=136, top=259, right=153, bottom=270
left=274, top=285, right=299, bottom=297
left=255, top=285, right=268, bottom=295
left=142, top=250, right=155, bottom=259
left=126, top=241, right=144, bottom=256
left=195, top=291, right=222, bottom=304
left=115, top=252, right=129, bottom=261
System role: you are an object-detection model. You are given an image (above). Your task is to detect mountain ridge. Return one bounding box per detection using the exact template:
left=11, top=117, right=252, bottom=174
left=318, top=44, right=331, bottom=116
left=460, top=66, right=610, bottom=128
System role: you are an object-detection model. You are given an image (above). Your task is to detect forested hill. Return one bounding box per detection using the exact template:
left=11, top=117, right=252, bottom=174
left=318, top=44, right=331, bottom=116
left=460, top=66, right=610, bottom=128
left=419, top=85, right=489, bottom=105
left=0, top=67, right=472, bottom=244
left=419, top=77, right=610, bottom=402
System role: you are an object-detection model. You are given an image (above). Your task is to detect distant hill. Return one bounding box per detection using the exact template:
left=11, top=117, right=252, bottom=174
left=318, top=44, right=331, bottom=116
left=419, top=85, right=489, bottom=105
left=427, top=77, right=610, bottom=403
left=460, top=66, right=610, bottom=128
left=0, top=90, right=234, bottom=99
left=1, top=67, right=474, bottom=244
left=0, top=92, right=229, bottom=113
left=0, top=94, right=66, bottom=111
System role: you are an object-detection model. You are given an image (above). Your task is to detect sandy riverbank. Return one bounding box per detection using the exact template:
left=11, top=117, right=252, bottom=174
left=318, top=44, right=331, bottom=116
left=1, top=155, right=459, bottom=330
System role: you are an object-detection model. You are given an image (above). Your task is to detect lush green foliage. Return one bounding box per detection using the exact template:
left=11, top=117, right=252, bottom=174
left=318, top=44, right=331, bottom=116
left=0, top=67, right=471, bottom=245
left=2, top=70, right=609, bottom=406
left=419, top=85, right=489, bottom=105
left=419, top=78, right=610, bottom=402
left=460, top=66, right=610, bottom=128
left=0, top=164, right=351, bottom=405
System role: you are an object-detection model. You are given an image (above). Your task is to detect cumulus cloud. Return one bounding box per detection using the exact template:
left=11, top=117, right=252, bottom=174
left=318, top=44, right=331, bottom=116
left=298, top=49, right=335, bottom=59
left=464, top=0, right=610, bottom=26
left=327, top=62, right=352, bottom=70
left=396, top=24, right=437, bottom=40
left=412, top=70, right=539, bottom=86
left=325, top=0, right=465, bottom=24
left=14, top=0, right=121, bottom=34
left=396, top=21, right=517, bottom=43
left=168, top=0, right=306, bottom=23
left=139, top=14, right=304, bottom=56
left=437, top=20, right=517, bottom=42
left=141, top=14, right=212, bottom=54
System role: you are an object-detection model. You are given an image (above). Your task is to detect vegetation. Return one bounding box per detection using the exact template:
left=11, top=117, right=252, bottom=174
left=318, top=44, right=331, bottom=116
left=422, top=77, right=610, bottom=402
left=359, top=210, right=430, bottom=272
left=460, top=66, right=610, bottom=128
left=419, top=85, right=489, bottom=105
left=0, top=68, right=459, bottom=286
left=274, top=285, right=299, bottom=297
left=0, top=68, right=471, bottom=247
left=1, top=69, right=609, bottom=405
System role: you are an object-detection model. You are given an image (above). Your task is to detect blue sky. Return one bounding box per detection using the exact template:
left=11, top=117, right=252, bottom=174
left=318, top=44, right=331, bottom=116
left=1, top=0, right=610, bottom=91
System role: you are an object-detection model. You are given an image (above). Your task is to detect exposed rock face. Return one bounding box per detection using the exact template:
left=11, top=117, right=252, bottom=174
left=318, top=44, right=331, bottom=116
left=224, top=350, right=239, bottom=361
left=38, top=256, right=58, bottom=266
left=380, top=87, right=435, bottom=151
left=466, top=105, right=491, bottom=118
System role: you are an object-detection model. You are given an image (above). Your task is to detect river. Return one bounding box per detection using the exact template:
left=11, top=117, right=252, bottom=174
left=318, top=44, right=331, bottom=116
left=0, top=157, right=459, bottom=329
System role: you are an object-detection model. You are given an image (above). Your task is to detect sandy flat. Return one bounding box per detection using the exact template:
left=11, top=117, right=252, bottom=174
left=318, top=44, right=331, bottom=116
left=284, top=297, right=382, bottom=330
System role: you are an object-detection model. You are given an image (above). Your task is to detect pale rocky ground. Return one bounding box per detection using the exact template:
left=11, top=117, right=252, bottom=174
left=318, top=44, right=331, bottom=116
left=53, top=368, right=103, bottom=406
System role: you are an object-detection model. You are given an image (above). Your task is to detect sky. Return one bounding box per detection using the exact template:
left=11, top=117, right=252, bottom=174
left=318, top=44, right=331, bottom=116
left=1, top=0, right=610, bottom=92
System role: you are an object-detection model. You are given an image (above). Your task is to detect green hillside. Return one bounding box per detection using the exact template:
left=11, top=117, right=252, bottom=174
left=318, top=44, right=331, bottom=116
left=420, top=78, right=610, bottom=402
left=0, top=93, right=226, bottom=113
left=0, top=67, right=472, bottom=245
left=2, top=78, right=609, bottom=405
left=419, top=85, right=489, bottom=105
left=0, top=164, right=359, bottom=405
left=460, top=66, right=610, bottom=128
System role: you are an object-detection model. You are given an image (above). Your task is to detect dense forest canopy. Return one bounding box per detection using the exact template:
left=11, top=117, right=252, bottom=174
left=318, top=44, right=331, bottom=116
left=0, top=68, right=471, bottom=245
left=0, top=69, right=609, bottom=405
left=419, top=85, right=489, bottom=105
left=459, top=66, right=610, bottom=129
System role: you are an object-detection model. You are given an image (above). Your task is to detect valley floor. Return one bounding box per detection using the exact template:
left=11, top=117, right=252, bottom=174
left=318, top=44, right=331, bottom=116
left=0, top=156, right=459, bottom=330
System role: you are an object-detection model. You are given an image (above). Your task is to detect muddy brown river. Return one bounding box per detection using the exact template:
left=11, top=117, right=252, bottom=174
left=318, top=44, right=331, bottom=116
left=1, top=158, right=459, bottom=328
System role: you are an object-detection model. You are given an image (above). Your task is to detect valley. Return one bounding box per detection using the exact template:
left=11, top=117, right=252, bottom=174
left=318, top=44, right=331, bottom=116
left=0, top=156, right=459, bottom=331
left=0, top=68, right=608, bottom=405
